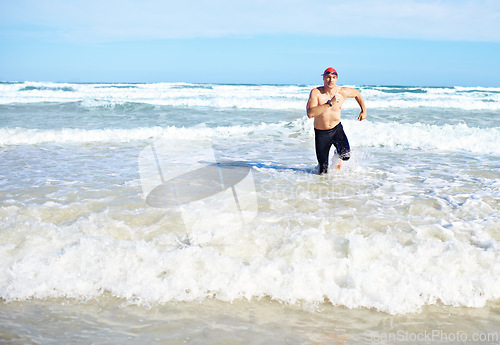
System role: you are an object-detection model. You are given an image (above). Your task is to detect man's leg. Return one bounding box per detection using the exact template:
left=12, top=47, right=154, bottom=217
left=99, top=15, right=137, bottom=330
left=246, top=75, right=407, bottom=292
left=315, top=128, right=333, bottom=174
left=332, top=123, right=351, bottom=166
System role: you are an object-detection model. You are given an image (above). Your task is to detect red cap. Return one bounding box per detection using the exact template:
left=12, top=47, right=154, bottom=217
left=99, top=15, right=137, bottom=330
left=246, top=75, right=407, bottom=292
left=322, top=67, right=338, bottom=76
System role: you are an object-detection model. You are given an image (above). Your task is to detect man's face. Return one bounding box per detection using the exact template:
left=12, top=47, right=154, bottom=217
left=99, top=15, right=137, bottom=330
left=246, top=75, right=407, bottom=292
left=323, top=74, right=338, bottom=88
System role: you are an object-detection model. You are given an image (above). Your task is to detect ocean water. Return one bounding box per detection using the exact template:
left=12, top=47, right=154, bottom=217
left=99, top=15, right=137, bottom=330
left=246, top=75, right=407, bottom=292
left=0, top=81, right=499, bottom=344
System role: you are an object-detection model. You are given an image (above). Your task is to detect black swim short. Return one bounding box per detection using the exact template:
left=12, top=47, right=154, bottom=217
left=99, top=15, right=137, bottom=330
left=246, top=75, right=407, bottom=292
left=314, top=122, right=350, bottom=174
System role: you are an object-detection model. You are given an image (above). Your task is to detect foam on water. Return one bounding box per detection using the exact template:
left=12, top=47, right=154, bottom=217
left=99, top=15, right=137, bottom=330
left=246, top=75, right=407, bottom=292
left=1, top=120, right=499, bottom=155
left=1, top=81, right=499, bottom=315
left=0, top=160, right=498, bottom=315
left=1, top=82, right=500, bottom=110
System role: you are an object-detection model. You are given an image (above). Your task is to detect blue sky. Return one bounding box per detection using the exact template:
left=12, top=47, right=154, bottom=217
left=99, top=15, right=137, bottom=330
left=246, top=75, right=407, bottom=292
left=1, top=0, right=499, bottom=86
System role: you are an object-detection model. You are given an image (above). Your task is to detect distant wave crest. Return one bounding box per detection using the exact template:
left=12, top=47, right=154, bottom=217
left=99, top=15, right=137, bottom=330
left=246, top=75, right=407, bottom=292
left=1, top=82, right=499, bottom=110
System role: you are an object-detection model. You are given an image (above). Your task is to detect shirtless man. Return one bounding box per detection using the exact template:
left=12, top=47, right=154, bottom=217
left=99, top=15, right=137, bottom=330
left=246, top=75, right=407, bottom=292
left=306, top=67, right=367, bottom=174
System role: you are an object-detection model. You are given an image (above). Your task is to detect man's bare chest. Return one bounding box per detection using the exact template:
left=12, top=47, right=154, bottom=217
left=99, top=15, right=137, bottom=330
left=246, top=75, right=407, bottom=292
left=318, top=88, right=346, bottom=109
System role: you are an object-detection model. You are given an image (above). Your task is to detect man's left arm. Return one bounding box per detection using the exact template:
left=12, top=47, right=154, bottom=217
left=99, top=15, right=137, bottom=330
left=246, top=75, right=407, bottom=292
left=346, top=88, right=367, bottom=121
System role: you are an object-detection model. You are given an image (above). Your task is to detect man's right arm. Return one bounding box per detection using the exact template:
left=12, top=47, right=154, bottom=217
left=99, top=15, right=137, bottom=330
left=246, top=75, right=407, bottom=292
left=306, top=89, right=329, bottom=119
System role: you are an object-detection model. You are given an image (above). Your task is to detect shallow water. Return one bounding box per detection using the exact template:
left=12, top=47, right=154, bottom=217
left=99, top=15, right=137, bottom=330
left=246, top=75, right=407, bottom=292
left=2, top=298, right=500, bottom=344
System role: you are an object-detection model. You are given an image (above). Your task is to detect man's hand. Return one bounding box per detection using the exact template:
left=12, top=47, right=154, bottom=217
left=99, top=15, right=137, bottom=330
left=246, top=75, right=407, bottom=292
left=349, top=88, right=366, bottom=121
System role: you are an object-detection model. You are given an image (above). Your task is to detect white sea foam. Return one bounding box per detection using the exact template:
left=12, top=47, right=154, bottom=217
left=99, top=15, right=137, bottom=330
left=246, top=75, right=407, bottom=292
left=345, top=120, right=500, bottom=155
left=1, top=81, right=499, bottom=316
left=0, top=195, right=498, bottom=314
left=1, top=82, right=499, bottom=110
left=1, top=120, right=498, bottom=155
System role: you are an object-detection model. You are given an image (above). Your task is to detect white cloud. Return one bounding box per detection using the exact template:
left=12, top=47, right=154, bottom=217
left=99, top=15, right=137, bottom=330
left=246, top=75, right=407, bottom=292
left=1, top=0, right=499, bottom=42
